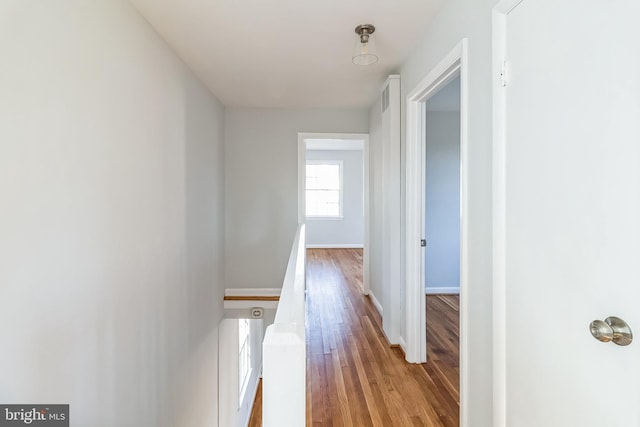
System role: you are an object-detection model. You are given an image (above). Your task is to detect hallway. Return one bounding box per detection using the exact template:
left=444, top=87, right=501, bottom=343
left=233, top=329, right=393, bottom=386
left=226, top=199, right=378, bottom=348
left=250, top=248, right=459, bottom=426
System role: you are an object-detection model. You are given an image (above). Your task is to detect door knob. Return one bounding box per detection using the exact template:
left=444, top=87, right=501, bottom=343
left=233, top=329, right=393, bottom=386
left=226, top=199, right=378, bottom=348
left=589, top=316, right=633, bottom=346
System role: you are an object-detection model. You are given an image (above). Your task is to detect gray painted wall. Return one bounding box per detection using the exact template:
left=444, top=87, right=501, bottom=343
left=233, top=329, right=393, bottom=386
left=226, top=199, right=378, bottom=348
left=0, top=1, right=225, bottom=425
left=224, top=108, right=368, bottom=289
left=368, top=99, right=384, bottom=308
left=305, top=149, right=364, bottom=247
left=425, top=111, right=460, bottom=290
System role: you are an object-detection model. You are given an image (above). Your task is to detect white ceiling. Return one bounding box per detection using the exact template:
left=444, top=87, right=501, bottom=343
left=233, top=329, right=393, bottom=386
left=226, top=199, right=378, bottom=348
left=129, top=0, right=443, bottom=108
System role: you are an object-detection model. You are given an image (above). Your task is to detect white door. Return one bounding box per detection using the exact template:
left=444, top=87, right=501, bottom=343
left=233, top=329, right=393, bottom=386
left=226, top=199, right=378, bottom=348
left=501, top=0, right=640, bottom=425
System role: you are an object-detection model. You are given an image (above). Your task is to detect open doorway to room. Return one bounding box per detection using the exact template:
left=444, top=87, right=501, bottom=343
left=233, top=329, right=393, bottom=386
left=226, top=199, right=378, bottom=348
left=405, top=40, right=468, bottom=424
left=297, top=133, right=370, bottom=294
left=424, top=75, right=461, bottom=413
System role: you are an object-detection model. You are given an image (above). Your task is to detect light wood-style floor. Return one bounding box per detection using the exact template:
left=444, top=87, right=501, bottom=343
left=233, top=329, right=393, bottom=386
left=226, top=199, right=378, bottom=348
left=248, top=248, right=459, bottom=427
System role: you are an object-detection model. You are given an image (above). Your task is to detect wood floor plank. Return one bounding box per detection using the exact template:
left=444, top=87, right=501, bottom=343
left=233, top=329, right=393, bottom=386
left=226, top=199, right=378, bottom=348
left=248, top=249, right=460, bottom=427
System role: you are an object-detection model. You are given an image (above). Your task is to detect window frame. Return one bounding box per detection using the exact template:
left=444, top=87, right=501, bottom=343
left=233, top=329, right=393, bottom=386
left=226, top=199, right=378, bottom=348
left=238, top=318, right=252, bottom=404
left=305, top=160, right=344, bottom=220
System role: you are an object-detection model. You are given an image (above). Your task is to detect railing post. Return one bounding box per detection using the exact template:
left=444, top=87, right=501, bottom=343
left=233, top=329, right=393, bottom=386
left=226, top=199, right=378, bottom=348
left=262, top=225, right=306, bottom=427
left=262, top=326, right=305, bottom=426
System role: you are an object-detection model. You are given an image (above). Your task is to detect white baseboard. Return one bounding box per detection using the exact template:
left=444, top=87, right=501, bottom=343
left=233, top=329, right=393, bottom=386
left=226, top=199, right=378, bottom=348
left=306, top=243, right=364, bottom=249
left=368, top=290, right=383, bottom=316
left=224, top=300, right=279, bottom=310
left=398, top=336, right=407, bottom=353
left=225, top=288, right=281, bottom=297
left=426, top=286, right=460, bottom=295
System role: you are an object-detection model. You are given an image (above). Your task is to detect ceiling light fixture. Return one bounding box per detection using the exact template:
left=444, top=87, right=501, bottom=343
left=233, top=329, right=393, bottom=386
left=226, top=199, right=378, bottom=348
left=352, top=24, right=378, bottom=66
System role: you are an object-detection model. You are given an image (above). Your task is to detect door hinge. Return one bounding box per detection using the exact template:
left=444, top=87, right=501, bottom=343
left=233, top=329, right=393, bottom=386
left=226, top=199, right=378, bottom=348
left=500, top=60, right=509, bottom=87
left=420, top=239, right=427, bottom=247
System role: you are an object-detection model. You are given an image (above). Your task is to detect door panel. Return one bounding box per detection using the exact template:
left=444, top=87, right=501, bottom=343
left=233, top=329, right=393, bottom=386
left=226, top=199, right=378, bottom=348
left=505, top=1, right=640, bottom=425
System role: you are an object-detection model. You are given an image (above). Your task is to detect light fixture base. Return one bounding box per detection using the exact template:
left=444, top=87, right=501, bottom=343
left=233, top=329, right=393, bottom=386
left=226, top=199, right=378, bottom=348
left=355, top=24, right=376, bottom=41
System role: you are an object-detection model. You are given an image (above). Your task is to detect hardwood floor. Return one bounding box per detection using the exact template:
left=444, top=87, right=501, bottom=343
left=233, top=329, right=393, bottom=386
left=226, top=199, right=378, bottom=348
left=248, top=248, right=459, bottom=426
left=424, top=294, right=460, bottom=422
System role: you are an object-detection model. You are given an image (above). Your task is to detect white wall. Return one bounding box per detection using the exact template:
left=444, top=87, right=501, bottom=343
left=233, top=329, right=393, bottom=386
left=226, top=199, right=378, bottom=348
left=224, top=108, right=368, bottom=289
left=305, top=149, right=364, bottom=248
left=367, top=0, right=496, bottom=424
left=0, top=1, right=225, bottom=426
left=367, top=76, right=402, bottom=347
left=368, top=100, right=385, bottom=308
left=425, top=111, right=460, bottom=291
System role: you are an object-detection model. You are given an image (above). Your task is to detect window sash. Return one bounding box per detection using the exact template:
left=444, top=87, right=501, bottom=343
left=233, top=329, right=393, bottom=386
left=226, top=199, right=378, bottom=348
left=305, top=161, right=343, bottom=218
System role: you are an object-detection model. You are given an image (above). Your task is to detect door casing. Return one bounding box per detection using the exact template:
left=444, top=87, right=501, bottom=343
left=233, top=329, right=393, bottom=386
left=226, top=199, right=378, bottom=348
left=491, top=2, right=522, bottom=426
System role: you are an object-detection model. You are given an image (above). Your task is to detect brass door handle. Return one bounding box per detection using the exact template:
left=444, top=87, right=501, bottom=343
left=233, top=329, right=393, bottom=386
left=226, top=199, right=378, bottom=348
left=590, top=316, right=633, bottom=346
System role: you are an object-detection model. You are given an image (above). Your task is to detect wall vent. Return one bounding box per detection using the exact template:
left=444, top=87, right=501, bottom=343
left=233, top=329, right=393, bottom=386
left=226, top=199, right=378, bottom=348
left=382, top=85, right=390, bottom=112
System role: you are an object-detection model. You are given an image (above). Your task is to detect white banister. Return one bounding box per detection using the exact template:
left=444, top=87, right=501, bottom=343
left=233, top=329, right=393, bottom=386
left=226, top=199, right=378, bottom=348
left=262, top=224, right=306, bottom=427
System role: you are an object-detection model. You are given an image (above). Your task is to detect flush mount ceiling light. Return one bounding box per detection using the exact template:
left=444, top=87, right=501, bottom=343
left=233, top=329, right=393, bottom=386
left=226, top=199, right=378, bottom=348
left=352, top=24, right=378, bottom=66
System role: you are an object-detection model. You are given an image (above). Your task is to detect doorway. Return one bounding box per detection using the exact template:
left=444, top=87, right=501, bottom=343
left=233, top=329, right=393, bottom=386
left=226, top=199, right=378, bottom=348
left=298, top=133, right=370, bottom=294
left=424, top=75, right=461, bottom=416
left=405, top=39, right=469, bottom=424
left=424, top=76, right=461, bottom=297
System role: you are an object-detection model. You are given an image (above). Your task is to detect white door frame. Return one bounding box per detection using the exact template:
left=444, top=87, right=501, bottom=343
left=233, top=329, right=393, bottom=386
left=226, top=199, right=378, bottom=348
left=298, top=132, right=370, bottom=295
left=405, top=39, right=469, bottom=422
left=491, top=2, right=522, bottom=427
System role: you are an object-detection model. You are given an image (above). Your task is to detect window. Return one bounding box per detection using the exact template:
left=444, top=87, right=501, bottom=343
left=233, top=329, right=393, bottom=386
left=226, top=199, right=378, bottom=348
left=306, top=161, right=343, bottom=218
left=238, top=318, right=251, bottom=403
